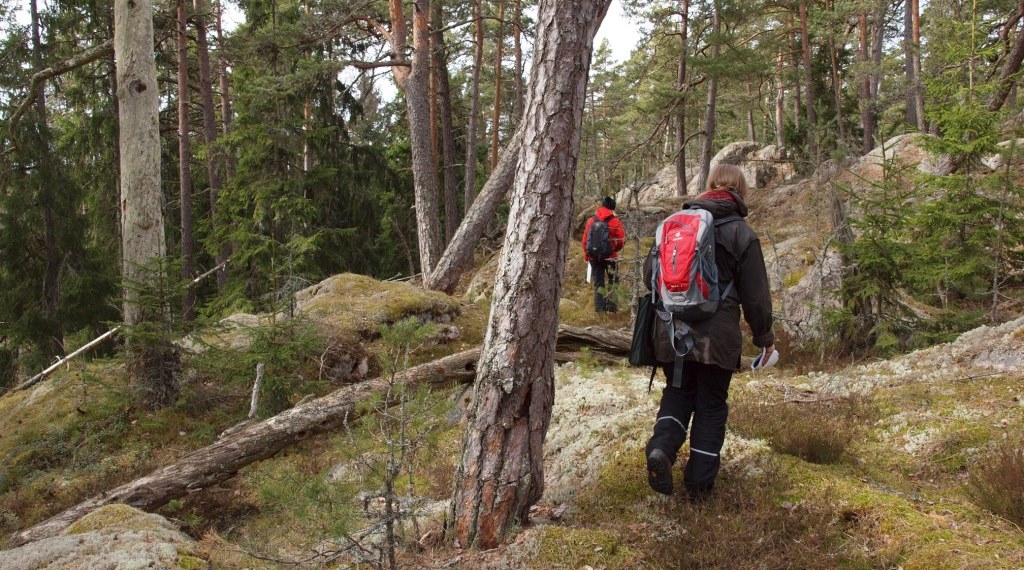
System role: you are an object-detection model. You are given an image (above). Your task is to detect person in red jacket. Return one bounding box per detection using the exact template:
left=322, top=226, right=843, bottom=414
left=582, top=196, right=626, bottom=312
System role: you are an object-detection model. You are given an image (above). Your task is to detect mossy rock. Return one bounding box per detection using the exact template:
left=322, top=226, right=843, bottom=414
left=295, top=273, right=461, bottom=338
left=1, top=504, right=209, bottom=569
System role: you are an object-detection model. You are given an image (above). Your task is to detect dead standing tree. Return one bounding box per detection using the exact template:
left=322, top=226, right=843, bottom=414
left=115, top=0, right=176, bottom=408
left=448, top=0, right=611, bottom=549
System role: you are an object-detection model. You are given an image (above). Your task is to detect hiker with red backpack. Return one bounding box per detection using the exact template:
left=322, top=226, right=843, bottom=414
left=582, top=196, right=626, bottom=313
left=641, top=163, right=775, bottom=500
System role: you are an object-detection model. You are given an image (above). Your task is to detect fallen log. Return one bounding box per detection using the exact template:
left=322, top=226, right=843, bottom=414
left=556, top=324, right=632, bottom=354
left=10, top=325, right=631, bottom=546
left=10, top=348, right=481, bottom=546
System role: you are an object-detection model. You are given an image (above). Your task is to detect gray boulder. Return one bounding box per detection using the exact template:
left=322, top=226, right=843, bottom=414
left=686, top=141, right=762, bottom=193
left=0, top=504, right=208, bottom=570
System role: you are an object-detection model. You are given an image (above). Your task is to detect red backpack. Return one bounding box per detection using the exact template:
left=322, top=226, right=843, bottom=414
left=651, top=207, right=740, bottom=355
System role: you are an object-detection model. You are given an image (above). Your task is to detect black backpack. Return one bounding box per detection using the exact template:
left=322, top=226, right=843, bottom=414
left=585, top=215, right=613, bottom=261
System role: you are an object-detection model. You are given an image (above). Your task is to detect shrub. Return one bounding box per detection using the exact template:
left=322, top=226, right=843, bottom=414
left=730, top=393, right=875, bottom=464
left=967, top=443, right=1024, bottom=526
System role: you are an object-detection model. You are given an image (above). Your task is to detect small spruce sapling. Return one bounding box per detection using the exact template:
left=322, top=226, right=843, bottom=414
left=343, top=317, right=445, bottom=569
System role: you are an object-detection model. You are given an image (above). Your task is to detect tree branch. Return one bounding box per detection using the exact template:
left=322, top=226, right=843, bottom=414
left=7, top=39, right=114, bottom=138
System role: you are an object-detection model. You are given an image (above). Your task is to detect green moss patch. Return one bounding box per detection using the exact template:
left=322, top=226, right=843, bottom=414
left=535, top=526, right=639, bottom=569
left=296, top=273, right=461, bottom=339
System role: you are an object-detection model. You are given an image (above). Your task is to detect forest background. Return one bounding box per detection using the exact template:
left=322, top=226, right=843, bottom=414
left=4, top=0, right=1024, bottom=383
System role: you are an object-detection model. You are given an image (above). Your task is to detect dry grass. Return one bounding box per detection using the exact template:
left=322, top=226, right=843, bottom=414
left=659, top=460, right=880, bottom=569
left=967, top=442, right=1024, bottom=527
left=729, top=393, right=876, bottom=465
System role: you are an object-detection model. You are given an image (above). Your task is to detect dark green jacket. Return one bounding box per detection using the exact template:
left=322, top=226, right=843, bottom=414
left=643, top=191, right=775, bottom=370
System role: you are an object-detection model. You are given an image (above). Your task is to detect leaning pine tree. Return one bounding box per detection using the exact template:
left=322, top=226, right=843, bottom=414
left=448, top=0, right=611, bottom=549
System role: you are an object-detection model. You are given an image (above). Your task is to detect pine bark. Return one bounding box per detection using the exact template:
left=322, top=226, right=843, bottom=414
left=448, top=0, right=610, bottom=548
left=177, top=0, right=196, bottom=321
left=389, top=0, right=443, bottom=280
left=490, top=0, right=507, bottom=171
left=464, top=0, right=485, bottom=210
left=695, top=6, right=720, bottom=194
left=674, top=0, right=689, bottom=197
left=115, top=0, right=174, bottom=406
left=431, top=0, right=460, bottom=245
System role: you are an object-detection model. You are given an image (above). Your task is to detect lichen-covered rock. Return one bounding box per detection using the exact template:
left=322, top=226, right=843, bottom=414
left=0, top=504, right=208, bottom=570
left=776, top=250, right=843, bottom=340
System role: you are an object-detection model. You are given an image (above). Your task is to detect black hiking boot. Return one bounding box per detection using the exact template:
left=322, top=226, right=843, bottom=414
left=647, top=448, right=673, bottom=495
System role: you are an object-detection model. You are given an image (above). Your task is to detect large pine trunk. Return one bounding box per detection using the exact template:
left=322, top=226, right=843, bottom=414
left=114, top=0, right=174, bottom=407
left=464, top=0, right=484, bottom=210
left=431, top=0, right=460, bottom=244
left=400, top=0, right=444, bottom=280
left=448, top=0, right=610, bottom=549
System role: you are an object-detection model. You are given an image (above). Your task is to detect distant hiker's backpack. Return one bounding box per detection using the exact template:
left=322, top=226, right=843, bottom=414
left=651, top=207, right=740, bottom=360
left=585, top=216, right=614, bottom=261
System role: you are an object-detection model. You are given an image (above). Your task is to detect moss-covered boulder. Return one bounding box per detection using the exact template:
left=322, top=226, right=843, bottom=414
left=294, top=273, right=460, bottom=336
left=0, top=504, right=208, bottom=569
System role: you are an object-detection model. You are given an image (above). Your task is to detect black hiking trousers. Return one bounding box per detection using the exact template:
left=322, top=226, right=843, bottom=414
left=646, top=360, right=733, bottom=499
left=590, top=259, right=617, bottom=313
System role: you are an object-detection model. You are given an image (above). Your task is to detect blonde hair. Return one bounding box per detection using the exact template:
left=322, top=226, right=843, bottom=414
left=703, top=163, right=748, bottom=199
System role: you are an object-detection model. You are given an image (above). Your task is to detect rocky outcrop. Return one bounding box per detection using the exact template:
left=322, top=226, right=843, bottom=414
left=0, top=504, right=208, bottom=570
left=828, top=134, right=952, bottom=187
left=685, top=141, right=763, bottom=194
left=178, top=274, right=461, bottom=383
left=614, top=163, right=681, bottom=209
left=615, top=142, right=795, bottom=210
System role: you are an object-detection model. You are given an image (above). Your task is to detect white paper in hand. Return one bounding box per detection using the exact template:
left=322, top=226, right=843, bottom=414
left=751, top=347, right=780, bottom=370
left=586, top=263, right=592, bottom=283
